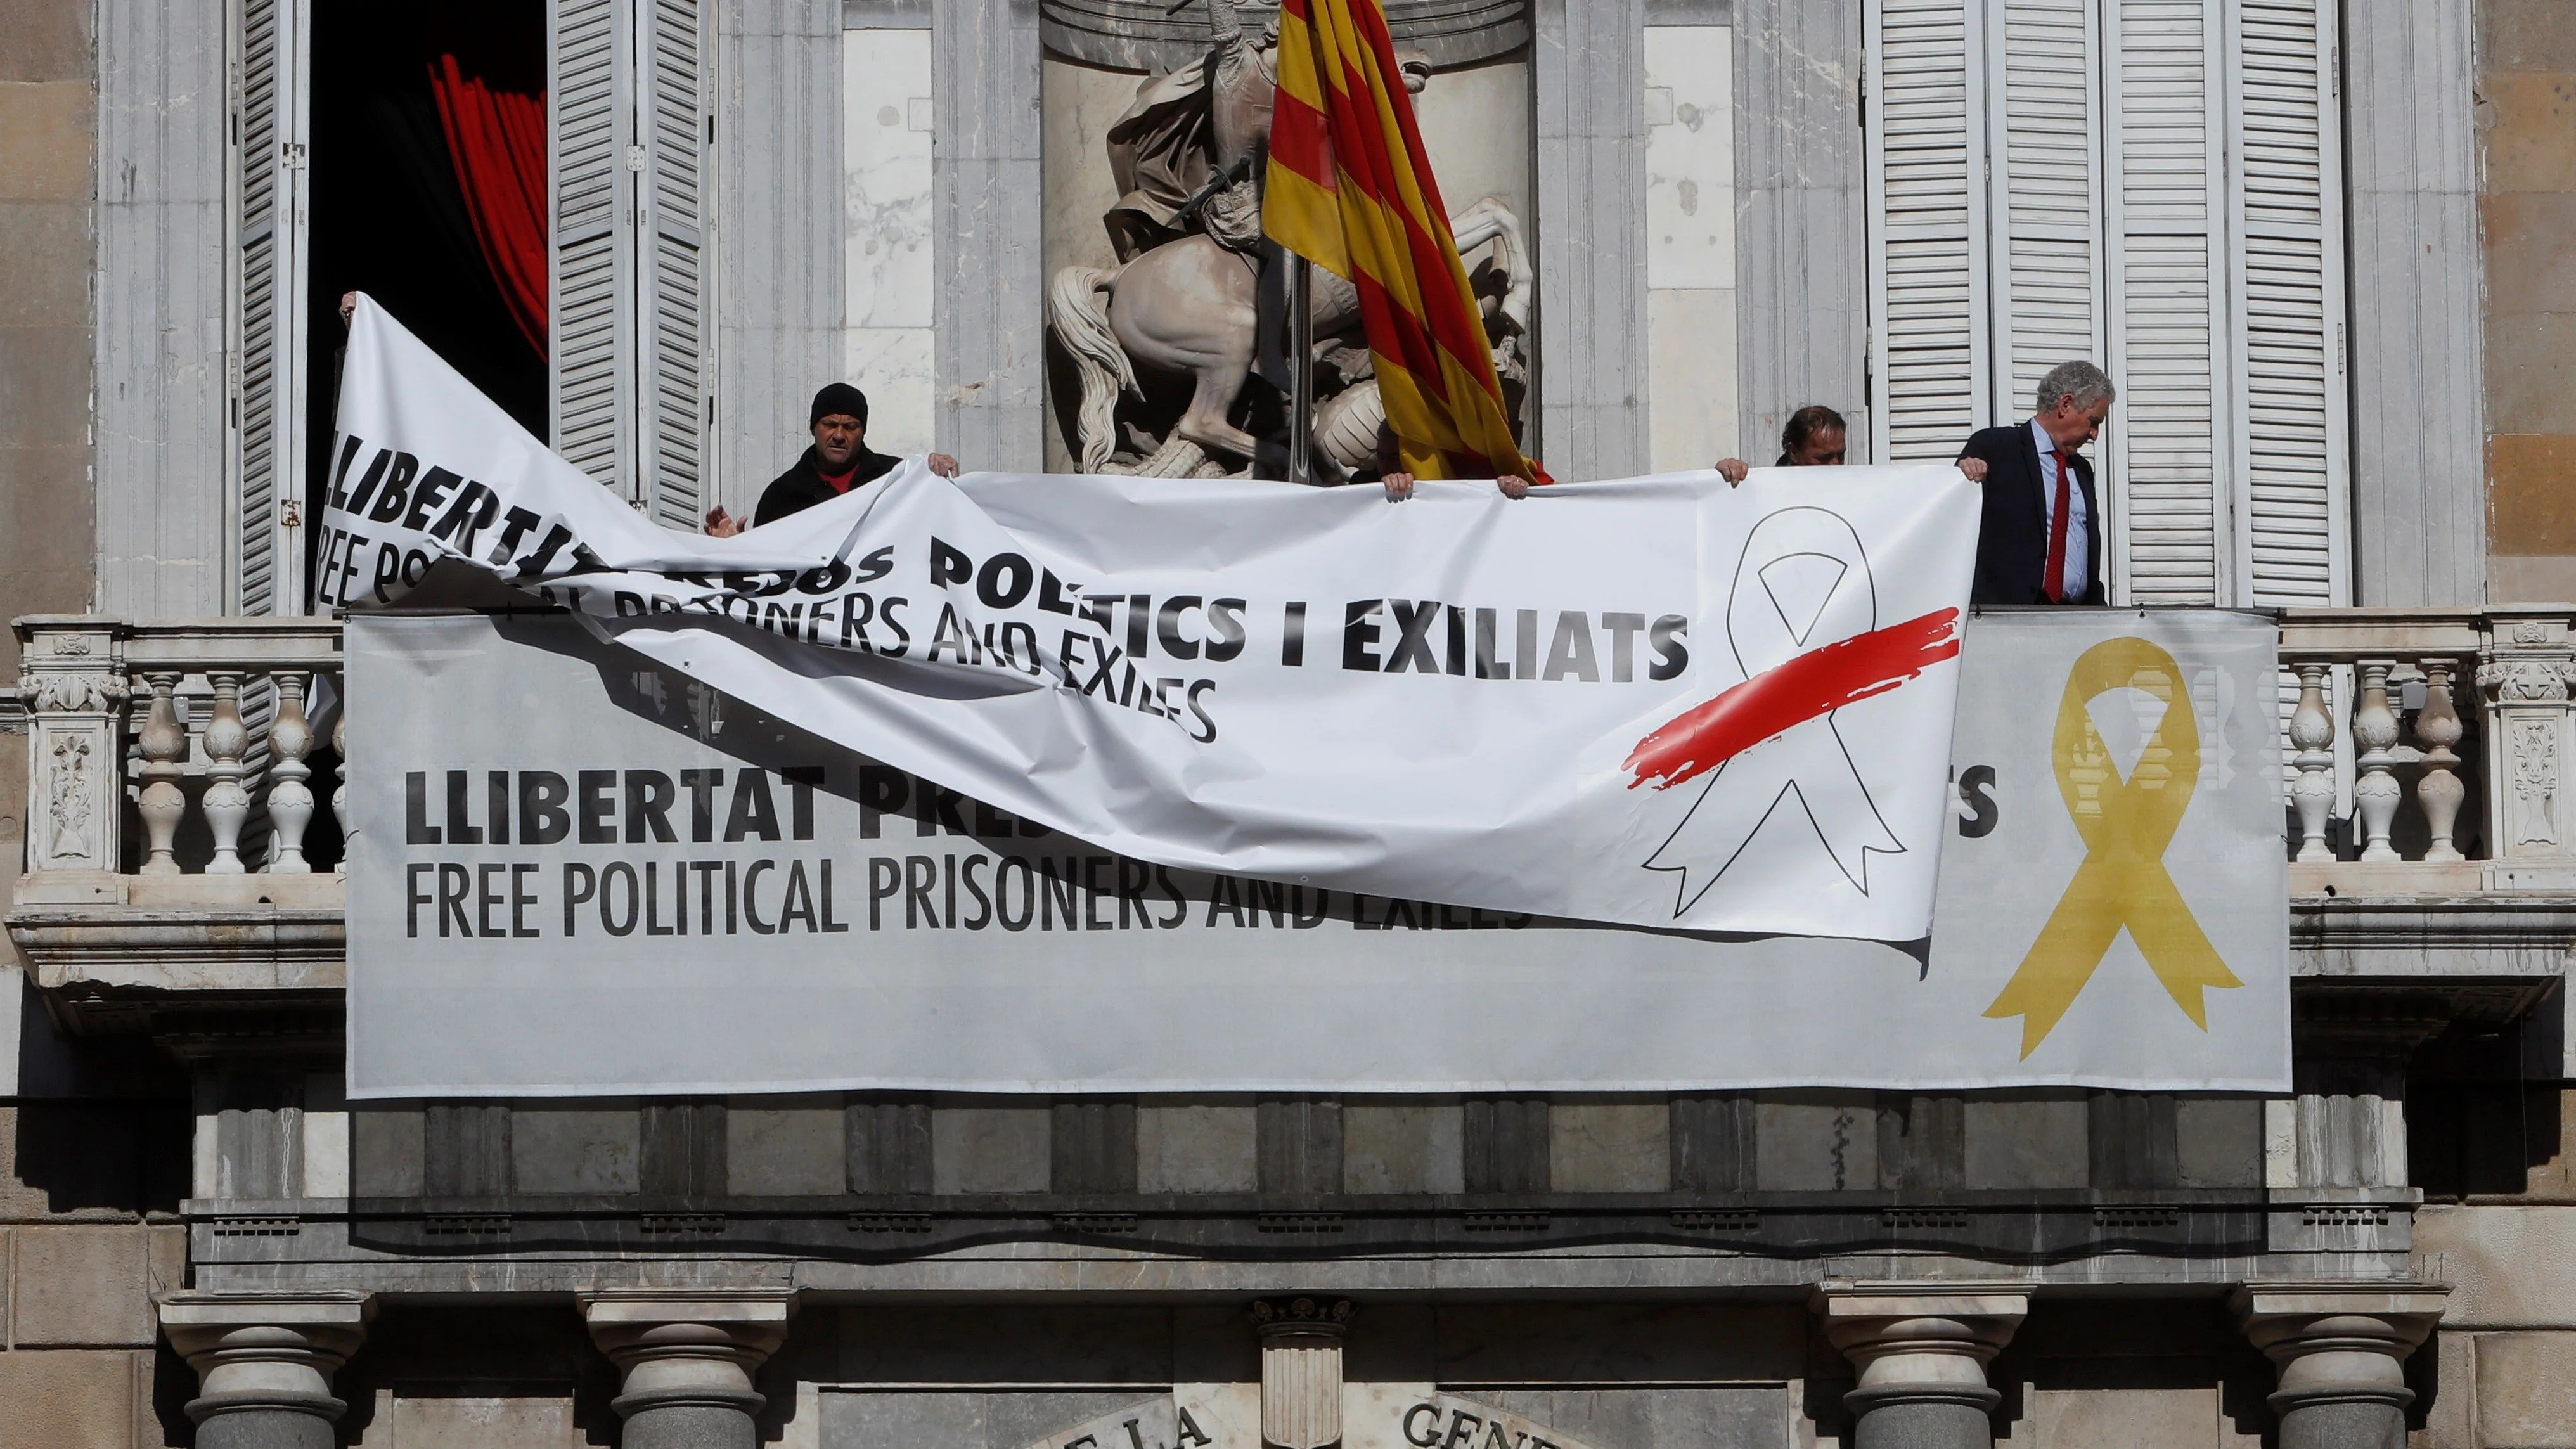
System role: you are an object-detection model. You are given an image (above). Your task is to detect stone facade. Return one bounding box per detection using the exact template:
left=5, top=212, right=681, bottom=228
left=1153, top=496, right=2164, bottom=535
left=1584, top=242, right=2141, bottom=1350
left=2482, top=0, right=2576, bottom=603
left=6, top=0, right=2576, bottom=1444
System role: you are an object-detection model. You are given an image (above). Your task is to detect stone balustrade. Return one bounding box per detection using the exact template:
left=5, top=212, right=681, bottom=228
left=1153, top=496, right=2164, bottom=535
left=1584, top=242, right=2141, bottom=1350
left=2277, top=607, right=2576, bottom=891
left=13, top=608, right=2576, bottom=901
left=14, top=615, right=343, bottom=883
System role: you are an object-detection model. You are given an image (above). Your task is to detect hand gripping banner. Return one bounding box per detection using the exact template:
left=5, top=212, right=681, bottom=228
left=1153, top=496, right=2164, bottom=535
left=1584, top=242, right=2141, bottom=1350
left=1981, top=636, right=2244, bottom=1055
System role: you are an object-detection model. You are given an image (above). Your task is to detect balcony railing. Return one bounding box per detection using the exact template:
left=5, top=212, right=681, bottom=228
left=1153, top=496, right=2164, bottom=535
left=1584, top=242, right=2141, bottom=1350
left=11, top=609, right=2576, bottom=907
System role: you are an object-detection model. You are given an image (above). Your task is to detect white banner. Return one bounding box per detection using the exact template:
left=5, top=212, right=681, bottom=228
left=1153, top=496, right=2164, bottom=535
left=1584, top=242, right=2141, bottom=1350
left=343, top=609, right=2289, bottom=1096
left=325, top=296, right=1980, bottom=939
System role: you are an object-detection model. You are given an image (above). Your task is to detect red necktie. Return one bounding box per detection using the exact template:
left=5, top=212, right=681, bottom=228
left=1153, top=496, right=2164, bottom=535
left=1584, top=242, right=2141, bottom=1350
left=2042, top=449, right=2071, bottom=603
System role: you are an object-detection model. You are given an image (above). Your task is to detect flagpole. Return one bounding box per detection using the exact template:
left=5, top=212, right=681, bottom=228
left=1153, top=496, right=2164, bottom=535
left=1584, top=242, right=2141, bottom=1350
left=1287, top=256, right=1313, bottom=484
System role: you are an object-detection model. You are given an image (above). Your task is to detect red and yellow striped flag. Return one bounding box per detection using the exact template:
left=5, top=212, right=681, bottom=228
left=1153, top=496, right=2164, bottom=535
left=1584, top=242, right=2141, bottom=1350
left=1263, top=0, right=1543, bottom=483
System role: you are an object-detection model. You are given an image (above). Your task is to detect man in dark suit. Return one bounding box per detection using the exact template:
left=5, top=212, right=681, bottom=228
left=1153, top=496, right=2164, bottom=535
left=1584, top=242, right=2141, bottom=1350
left=1957, top=361, right=2115, bottom=605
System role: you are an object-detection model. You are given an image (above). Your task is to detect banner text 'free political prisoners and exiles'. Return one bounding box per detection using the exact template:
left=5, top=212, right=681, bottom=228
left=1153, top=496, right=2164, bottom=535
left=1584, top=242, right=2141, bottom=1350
left=330, top=295, right=2288, bottom=1095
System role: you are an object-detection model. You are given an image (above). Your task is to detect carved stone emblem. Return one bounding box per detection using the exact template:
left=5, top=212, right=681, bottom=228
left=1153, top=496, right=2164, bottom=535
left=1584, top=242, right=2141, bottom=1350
left=2511, top=716, right=2561, bottom=847
left=45, top=731, right=96, bottom=863
left=2478, top=659, right=2576, bottom=703
left=19, top=671, right=127, bottom=714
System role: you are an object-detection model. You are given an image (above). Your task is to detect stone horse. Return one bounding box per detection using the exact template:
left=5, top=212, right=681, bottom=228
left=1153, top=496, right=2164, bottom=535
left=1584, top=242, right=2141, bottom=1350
left=1046, top=196, right=1533, bottom=477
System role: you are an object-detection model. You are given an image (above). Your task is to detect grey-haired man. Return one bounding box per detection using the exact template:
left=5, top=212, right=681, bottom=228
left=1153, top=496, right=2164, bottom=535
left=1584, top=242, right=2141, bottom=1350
left=1956, top=360, right=2115, bottom=606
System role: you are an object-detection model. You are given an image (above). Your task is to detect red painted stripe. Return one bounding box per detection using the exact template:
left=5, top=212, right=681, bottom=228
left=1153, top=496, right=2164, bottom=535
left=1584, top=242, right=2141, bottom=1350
left=1623, top=608, right=1964, bottom=792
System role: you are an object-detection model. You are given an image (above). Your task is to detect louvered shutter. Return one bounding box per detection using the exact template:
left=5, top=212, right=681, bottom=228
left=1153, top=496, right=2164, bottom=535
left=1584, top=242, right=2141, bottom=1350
left=2227, top=0, right=2349, bottom=605
left=549, top=0, right=708, bottom=517
left=2101, top=0, right=2227, bottom=603
left=551, top=0, right=634, bottom=491
left=639, top=0, right=708, bottom=529
left=231, top=0, right=311, bottom=614
left=1865, top=0, right=1992, bottom=461
left=1984, top=0, right=2105, bottom=427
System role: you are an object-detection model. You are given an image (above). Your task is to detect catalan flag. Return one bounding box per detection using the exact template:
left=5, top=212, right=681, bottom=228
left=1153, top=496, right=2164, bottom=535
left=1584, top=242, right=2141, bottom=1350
left=1263, top=0, right=1542, bottom=483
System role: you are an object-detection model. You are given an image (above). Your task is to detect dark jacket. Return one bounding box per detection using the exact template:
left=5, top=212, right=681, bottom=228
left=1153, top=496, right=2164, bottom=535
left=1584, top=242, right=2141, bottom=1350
left=751, top=446, right=903, bottom=527
left=1958, top=423, right=2106, bottom=607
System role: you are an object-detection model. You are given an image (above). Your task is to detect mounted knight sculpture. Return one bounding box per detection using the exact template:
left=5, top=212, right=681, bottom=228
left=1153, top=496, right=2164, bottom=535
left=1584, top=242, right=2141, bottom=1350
left=1046, top=0, right=1532, bottom=480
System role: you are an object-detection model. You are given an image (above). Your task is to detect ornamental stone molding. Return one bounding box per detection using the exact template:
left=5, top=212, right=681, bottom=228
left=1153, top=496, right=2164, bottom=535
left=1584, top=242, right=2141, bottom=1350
left=160, top=1290, right=375, bottom=1449
left=579, top=1289, right=798, bottom=1447
left=1814, top=1286, right=2028, bottom=1449
left=2234, top=1283, right=2446, bottom=1449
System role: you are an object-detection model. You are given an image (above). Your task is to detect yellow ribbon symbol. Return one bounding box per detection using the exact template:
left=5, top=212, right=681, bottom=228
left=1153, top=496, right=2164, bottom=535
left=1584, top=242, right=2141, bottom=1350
left=1983, top=636, right=2241, bottom=1057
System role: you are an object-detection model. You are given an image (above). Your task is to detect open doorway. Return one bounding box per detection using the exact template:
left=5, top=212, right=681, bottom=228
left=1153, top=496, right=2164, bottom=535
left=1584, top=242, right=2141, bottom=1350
left=306, top=0, right=549, bottom=559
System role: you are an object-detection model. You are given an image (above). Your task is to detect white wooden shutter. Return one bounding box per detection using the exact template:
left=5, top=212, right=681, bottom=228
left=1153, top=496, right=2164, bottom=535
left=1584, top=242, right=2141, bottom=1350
left=2227, top=0, right=2348, bottom=605
left=229, top=0, right=311, bottom=615
left=551, top=0, right=633, bottom=491
left=640, top=0, right=709, bottom=529
left=1984, top=0, right=2104, bottom=426
left=1865, top=0, right=1992, bottom=461
left=2101, top=0, right=2228, bottom=603
left=550, top=0, right=709, bottom=518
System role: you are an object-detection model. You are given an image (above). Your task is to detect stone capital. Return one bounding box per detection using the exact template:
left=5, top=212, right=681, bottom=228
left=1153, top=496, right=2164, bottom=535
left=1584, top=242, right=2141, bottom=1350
left=2232, top=1282, right=2447, bottom=1413
left=578, top=1289, right=798, bottom=1419
left=1813, top=1285, right=2029, bottom=1417
left=159, top=1290, right=375, bottom=1427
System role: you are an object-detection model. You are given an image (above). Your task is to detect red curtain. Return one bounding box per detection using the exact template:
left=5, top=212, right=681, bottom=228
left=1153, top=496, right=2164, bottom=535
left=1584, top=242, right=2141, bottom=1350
left=430, top=52, right=548, bottom=357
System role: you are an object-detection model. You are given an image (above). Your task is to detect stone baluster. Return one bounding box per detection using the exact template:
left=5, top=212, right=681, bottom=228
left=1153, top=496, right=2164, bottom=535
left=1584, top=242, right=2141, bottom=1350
left=2234, top=1285, right=2445, bottom=1449
left=2415, top=658, right=2466, bottom=862
left=202, top=670, right=251, bottom=873
left=580, top=1291, right=795, bottom=1449
left=267, top=673, right=315, bottom=873
left=2289, top=661, right=2337, bottom=862
left=2350, top=659, right=2402, bottom=862
left=331, top=682, right=348, bottom=844
left=1815, top=1288, right=2027, bottom=1449
left=13, top=617, right=129, bottom=873
left=161, top=1290, right=373, bottom=1449
left=136, top=671, right=189, bottom=873
left=1254, top=1298, right=1352, bottom=1449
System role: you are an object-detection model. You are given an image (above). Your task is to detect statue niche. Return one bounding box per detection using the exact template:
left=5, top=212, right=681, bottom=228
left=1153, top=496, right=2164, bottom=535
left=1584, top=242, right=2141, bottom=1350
left=1042, top=0, right=1533, bottom=480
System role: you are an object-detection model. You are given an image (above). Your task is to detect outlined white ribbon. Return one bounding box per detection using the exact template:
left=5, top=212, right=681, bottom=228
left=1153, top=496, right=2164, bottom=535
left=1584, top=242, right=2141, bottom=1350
left=1637, top=507, right=1907, bottom=918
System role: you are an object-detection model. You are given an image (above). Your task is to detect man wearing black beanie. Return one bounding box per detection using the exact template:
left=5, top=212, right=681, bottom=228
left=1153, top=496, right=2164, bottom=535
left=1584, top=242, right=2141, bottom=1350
left=704, top=383, right=960, bottom=534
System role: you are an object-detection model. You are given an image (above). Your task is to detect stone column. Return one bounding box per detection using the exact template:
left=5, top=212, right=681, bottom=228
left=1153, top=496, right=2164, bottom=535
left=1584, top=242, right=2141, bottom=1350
left=580, top=1290, right=797, bottom=1449
left=1254, top=1297, right=1353, bottom=1449
left=1814, top=1288, right=2027, bottom=1449
left=160, top=1291, right=373, bottom=1449
left=2234, top=1285, right=2446, bottom=1449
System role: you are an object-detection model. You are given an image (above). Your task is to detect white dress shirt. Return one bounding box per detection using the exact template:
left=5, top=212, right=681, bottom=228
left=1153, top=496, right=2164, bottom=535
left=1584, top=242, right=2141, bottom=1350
left=2028, top=418, right=2091, bottom=601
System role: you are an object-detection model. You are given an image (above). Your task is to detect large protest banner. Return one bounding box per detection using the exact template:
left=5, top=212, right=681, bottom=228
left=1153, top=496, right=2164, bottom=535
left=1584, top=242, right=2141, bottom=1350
left=328, top=295, right=2288, bottom=1095
left=345, top=608, right=2289, bottom=1097
left=323, top=296, right=1980, bottom=940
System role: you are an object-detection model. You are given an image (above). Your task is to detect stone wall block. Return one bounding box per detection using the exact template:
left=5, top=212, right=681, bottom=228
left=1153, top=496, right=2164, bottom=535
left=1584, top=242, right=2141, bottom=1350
left=1877, top=1094, right=1965, bottom=1190
left=508, top=1105, right=639, bottom=1195
left=640, top=1100, right=728, bottom=1197
left=1142, top=1105, right=1258, bottom=1194
left=422, top=1104, right=508, bottom=1197
left=352, top=1105, right=427, bottom=1198
left=931, top=1105, right=1050, bottom=1194
left=1753, top=1093, right=1875, bottom=1190
left=1549, top=1101, right=1670, bottom=1192
left=2085, top=1092, right=2176, bottom=1188
left=2416, top=1205, right=2576, bottom=1329
left=0, top=1348, right=137, bottom=1449
left=0, top=0, right=94, bottom=82
left=1342, top=1102, right=1463, bottom=1195
left=11, top=1224, right=154, bottom=1346
left=1964, top=1096, right=2088, bottom=1190
left=2475, top=1332, right=2576, bottom=1449
left=729, top=1100, right=846, bottom=1197
left=2175, top=1097, right=2265, bottom=1187
left=1671, top=1093, right=1756, bottom=1192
